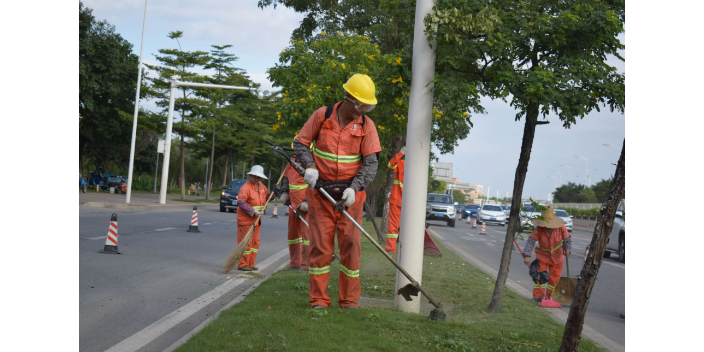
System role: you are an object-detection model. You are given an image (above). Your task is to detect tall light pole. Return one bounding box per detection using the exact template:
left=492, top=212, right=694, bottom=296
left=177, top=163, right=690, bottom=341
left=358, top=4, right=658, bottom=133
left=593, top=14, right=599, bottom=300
left=574, top=156, right=588, bottom=187
left=487, top=186, right=491, bottom=201
left=125, top=0, right=149, bottom=204
left=560, top=165, right=572, bottom=184
left=552, top=171, right=562, bottom=185
left=394, top=0, right=437, bottom=315
left=586, top=169, right=598, bottom=187
left=603, top=143, right=620, bottom=149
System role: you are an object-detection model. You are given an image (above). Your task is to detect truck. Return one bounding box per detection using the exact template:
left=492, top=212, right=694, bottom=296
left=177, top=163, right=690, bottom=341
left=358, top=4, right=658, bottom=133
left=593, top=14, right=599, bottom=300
left=87, top=167, right=128, bottom=192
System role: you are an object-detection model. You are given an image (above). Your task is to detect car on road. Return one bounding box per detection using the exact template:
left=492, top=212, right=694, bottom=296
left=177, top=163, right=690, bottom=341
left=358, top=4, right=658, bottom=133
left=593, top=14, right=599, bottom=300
left=501, top=204, right=510, bottom=217
left=220, top=179, right=248, bottom=213
left=604, top=199, right=625, bottom=262
left=478, top=204, right=506, bottom=226
left=455, top=204, right=464, bottom=214
left=553, top=209, right=573, bottom=232
left=461, top=204, right=480, bottom=219
left=426, top=193, right=456, bottom=227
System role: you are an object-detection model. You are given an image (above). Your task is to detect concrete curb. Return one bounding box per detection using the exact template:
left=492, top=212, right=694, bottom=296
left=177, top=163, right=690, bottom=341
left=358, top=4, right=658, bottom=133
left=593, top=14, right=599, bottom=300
left=82, top=202, right=152, bottom=211
left=82, top=202, right=221, bottom=212
left=427, top=227, right=624, bottom=352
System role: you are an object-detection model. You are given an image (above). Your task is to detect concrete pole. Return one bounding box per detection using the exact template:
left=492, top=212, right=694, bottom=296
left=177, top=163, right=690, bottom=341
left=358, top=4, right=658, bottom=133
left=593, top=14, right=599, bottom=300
left=159, top=77, right=178, bottom=204
left=394, top=0, right=437, bottom=314
left=153, top=152, right=159, bottom=193
left=125, top=0, right=148, bottom=204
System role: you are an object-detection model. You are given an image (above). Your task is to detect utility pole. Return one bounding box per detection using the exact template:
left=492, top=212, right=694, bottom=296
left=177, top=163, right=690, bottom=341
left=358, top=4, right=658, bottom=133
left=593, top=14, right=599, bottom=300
left=394, top=0, right=437, bottom=314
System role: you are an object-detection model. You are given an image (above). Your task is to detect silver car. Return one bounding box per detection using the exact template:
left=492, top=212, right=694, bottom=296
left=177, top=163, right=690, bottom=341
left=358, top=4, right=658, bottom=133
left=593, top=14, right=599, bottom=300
left=553, top=209, right=573, bottom=232
left=478, top=204, right=506, bottom=226
left=604, top=200, right=625, bottom=262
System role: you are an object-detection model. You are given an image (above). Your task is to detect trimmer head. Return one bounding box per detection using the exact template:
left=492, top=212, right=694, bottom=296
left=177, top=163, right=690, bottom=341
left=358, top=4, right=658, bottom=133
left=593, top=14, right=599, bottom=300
left=397, top=283, right=420, bottom=301
left=429, top=308, right=447, bottom=321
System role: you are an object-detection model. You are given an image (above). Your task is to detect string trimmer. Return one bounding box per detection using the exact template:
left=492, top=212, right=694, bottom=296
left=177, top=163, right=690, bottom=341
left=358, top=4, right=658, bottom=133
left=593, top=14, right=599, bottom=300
left=266, top=140, right=446, bottom=321
left=286, top=200, right=340, bottom=262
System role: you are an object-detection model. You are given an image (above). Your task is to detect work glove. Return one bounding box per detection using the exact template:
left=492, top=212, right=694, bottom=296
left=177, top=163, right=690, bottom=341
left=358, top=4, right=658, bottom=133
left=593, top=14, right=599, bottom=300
left=304, top=168, right=319, bottom=188
left=400, top=146, right=406, bottom=155
left=279, top=192, right=289, bottom=204
left=523, top=256, right=530, bottom=267
left=253, top=210, right=262, bottom=217
left=341, top=188, right=356, bottom=207
left=297, top=200, right=308, bottom=212
left=272, top=186, right=283, bottom=199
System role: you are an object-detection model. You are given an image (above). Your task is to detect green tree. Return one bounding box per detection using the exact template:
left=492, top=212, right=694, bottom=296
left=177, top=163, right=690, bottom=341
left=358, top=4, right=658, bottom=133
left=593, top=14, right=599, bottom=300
left=428, top=179, right=446, bottom=194
left=453, top=189, right=466, bottom=204
left=426, top=0, right=625, bottom=312
left=553, top=182, right=582, bottom=203
left=79, top=2, right=140, bottom=173
left=145, top=31, right=211, bottom=199
left=590, top=177, right=613, bottom=202
left=577, top=187, right=598, bottom=203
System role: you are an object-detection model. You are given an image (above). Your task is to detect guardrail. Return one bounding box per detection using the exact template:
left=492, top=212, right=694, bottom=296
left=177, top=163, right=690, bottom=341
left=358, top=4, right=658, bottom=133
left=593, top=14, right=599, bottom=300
left=551, top=203, right=601, bottom=209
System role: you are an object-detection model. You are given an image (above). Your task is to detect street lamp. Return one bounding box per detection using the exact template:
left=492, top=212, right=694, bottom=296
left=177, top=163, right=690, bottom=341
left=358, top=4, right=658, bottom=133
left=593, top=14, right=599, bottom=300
left=586, top=169, right=597, bottom=187
left=552, top=171, right=562, bottom=185
left=574, top=156, right=589, bottom=187
left=487, top=186, right=491, bottom=202
left=560, top=165, right=572, bottom=184
left=603, top=143, right=620, bottom=150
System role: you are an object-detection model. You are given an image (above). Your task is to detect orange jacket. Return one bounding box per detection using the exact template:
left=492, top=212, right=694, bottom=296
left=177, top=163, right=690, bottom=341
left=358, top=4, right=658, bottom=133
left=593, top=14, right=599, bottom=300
left=296, top=102, right=382, bottom=181
left=284, top=158, right=308, bottom=209
left=529, top=226, right=571, bottom=264
left=237, top=180, right=269, bottom=227
left=387, top=152, right=405, bottom=206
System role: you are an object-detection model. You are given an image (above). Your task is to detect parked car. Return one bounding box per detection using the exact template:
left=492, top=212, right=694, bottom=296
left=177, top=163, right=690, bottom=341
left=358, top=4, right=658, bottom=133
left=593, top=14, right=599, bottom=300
left=604, top=199, right=625, bottom=262
left=455, top=204, right=464, bottom=214
left=426, top=193, right=456, bottom=227
left=462, top=204, right=480, bottom=219
left=220, top=179, right=248, bottom=213
left=501, top=204, right=509, bottom=217
left=86, top=167, right=127, bottom=191
left=478, top=204, right=506, bottom=226
left=553, top=209, right=573, bottom=232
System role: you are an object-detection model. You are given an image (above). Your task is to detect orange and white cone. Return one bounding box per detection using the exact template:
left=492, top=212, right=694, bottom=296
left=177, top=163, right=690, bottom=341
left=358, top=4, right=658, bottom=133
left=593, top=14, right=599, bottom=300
left=100, top=213, right=120, bottom=254
left=285, top=207, right=289, bottom=216
left=480, top=222, right=486, bottom=235
left=272, top=205, right=278, bottom=218
left=466, top=216, right=471, bottom=224
left=472, top=218, right=477, bottom=229
left=188, top=206, right=201, bottom=233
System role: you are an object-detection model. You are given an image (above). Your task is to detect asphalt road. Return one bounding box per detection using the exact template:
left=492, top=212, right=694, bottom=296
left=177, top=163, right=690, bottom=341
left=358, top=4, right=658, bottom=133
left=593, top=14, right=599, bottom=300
left=79, top=205, right=291, bottom=352
left=426, top=216, right=625, bottom=347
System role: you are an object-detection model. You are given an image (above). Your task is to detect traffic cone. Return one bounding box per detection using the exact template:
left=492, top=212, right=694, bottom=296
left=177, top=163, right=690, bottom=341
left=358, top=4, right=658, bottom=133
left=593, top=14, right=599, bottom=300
left=272, top=205, right=278, bottom=218
left=466, top=216, right=471, bottom=224
left=285, top=207, right=289, bottom=216
left=472, top=219, right=477, bottom=229
left=188, top=206, right=201, bottom=233
left=99, top=213, right=120, bottom=254
left=480, top=222, right=486, bottom=235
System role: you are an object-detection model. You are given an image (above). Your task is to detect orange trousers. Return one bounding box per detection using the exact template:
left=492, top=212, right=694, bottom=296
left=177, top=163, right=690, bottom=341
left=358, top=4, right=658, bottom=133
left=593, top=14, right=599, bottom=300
left=532, top=258, right=563, bottom=299
left=385, top=204, right=401, bottom=252
left=287, top=209, right=310, bottom=269
left=306, top=187, right=366, bottom=308
left=237, top=223, right=261, bottom=269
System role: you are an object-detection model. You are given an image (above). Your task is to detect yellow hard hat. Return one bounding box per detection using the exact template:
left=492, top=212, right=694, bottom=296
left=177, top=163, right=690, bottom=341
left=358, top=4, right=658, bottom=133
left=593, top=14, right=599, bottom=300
left=343, top=74, right=377, bottom=105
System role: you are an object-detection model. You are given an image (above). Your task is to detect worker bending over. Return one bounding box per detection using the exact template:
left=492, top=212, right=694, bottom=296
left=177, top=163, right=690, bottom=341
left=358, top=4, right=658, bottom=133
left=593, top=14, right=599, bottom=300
left=236, top=165, right=274, bottom=271
left=280, top=154, right=311, bottom=271
left=294, top=74, right=381, bottom=310
left=385, top=146, right=406, bottom=253
left=521, top=206, right=572, bottom=302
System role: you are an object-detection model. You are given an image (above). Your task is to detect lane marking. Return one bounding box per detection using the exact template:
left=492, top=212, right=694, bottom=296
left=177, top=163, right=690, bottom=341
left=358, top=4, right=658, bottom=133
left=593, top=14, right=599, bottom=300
left=105, top=247, right=289, bottom=352
left=602, top=261, right=625, bottom=269
left=428, top=226, right=624, bottom=352
left=85, top=236, right=106, bottom=241
left=154, top=227, right=177, bottom=232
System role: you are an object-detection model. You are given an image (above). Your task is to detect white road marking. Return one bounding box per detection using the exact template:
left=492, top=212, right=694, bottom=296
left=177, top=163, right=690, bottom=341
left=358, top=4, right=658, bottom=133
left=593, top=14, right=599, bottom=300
left=154, top=227, right=177, bottom=232
left=602, top=261, right=625, bottom=269
left=203, top=223, right=213, bottom=225
left=104, top=247, right=289, bottom=352
left=85, top=236, right=106, bottom=240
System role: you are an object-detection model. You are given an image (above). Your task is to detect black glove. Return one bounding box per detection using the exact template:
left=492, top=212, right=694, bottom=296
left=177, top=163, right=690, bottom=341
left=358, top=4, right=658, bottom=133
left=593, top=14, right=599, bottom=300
left=272, top=186, right=283, bottom=199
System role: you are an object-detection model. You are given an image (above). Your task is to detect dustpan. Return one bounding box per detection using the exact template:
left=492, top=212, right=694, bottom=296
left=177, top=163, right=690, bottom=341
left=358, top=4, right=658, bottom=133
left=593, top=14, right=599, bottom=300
left=551, top=254, right=578, bottom=304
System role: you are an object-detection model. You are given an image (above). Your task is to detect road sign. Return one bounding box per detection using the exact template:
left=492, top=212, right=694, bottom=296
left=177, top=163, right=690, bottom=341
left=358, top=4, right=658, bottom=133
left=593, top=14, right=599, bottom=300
left=157, top=139, right=165, bottom=154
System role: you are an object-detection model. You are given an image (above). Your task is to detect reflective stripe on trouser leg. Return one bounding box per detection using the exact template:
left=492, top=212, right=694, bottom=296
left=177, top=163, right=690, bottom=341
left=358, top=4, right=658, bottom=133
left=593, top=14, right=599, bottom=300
left=247, top=224, right=261, bottom=268
left=288, top=211, right=303, bottom=268
left=531, top=259, right=564, bottom=299
left=385, top=203, right=401, bottom=252
left=337, top=190, right=365, bottom=308
left=307, top=187, right=337, bottom=308
left=237, top=224, right=252, bottom=268
left=300, top=212, right=310, bottom=270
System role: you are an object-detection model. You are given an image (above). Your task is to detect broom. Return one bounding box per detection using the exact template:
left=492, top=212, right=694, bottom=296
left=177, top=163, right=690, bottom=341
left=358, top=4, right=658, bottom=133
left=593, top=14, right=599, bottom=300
left=221, top=171, right=285, bottom=274
left=514, top=240, right=562, bottom=309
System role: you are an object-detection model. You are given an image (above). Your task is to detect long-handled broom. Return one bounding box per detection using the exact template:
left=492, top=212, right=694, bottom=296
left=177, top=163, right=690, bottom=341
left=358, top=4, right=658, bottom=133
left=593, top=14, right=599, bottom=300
left=514, top=240, right=562, bottom=308
left=221, top=171, right=286, bottom=274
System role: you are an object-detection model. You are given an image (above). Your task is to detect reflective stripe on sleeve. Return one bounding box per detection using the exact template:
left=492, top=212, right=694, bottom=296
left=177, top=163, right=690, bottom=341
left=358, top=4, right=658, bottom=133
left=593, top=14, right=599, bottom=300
left=387, top=162, right=398, bottom=170
left=289, top=184, right=309, bottom=190
left=394, top=180, right=403, bottom=188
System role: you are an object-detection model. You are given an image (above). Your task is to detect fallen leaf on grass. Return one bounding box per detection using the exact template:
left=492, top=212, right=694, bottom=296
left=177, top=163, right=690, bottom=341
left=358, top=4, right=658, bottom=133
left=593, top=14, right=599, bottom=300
left=297, top=328, right=306, bottom=333
left=266, top=306, right=272, bottom=310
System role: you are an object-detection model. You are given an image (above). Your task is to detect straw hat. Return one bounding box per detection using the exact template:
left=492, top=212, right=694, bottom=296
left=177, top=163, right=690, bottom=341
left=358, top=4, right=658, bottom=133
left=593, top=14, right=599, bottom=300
left=247, top=165, right=268, bottom=179
left=530, top=206, right=565, bottom=229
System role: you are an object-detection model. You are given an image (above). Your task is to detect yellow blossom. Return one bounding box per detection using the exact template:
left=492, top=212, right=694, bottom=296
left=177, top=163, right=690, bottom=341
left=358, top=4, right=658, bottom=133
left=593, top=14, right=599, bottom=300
left=281, top=121, right=286, bottom=126
left=388, top=59, right=392, bottom=64
left=321, top=31, right=326, bottom=35
left=395, top=57, right=402, bottom=64
left=326, top=86, right=331, bottom=90
left=396, top=76, right=403, bottom=83
left=273, top=124, right=279, bottom=131
left=294, top=112, right=298, bottom=115
left=342, top=63, right=346, bottom=69
left=301, top=98, right=307, bottom=103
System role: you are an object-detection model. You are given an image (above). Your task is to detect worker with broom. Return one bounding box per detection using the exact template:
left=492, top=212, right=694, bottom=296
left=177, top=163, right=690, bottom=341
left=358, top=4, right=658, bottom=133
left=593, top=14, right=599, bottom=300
left=236, top=165, right=275, bottom=271
left=293, top=73, right=382, bottom=310
left=521, top=206, right=573, bottom=302
left=279, top=151, right=311, bottom=272
left=385, top=146, right=406, bottom=253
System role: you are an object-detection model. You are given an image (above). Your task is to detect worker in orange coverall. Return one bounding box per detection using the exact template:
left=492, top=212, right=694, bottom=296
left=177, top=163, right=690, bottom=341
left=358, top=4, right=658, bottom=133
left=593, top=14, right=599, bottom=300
left=521, top=206, right=572, bottom=302
left=236, top=165, right=273, bottom=271
left=293, top=74, right=382, bottom=310
left=279, top=155, right=311, bottom=272
left=385, top=146, right=406, bottom=253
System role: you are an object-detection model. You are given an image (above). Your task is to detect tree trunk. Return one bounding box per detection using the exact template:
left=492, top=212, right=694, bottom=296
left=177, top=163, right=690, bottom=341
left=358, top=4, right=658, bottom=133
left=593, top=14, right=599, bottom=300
left=560, top=141, right=625, bottom=352
left=250, top=153, right=255, bottom=169
left=267, top=166, right=271, bottom=190
left=221, top=149, right=230, bottom=187
left=364, top=200, right=386, bottom=243
left=487, top=103, right=548, bottom=312
left=179, top=130, right=186, bottom=199
left=206, top=126, right=216, bottom=200
left=79, top=134, right=87, bottom=177
left=380, top=134, right=405, bottom=236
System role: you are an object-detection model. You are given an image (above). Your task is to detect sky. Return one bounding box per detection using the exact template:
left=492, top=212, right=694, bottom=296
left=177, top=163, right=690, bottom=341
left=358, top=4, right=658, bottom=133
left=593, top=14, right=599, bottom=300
left=82, top=0, right=625, bottom=200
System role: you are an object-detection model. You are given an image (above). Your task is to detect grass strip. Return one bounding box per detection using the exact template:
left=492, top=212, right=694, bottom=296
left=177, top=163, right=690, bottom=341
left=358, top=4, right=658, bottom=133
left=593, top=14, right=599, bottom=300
left=177, top=218, right=601, bottom=352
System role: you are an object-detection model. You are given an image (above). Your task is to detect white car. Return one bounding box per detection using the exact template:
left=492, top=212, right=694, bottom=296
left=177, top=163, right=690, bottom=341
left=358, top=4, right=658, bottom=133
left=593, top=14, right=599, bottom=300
left=478, top=204, right=506, bottom=226
left=553, top=209, right=574, bottom=232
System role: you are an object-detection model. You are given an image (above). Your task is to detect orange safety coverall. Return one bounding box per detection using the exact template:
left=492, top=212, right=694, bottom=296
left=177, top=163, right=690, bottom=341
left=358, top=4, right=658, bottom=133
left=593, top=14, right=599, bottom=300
left=530, top=225, right=571, bottom=299
left=385, top=152, right=405, bottom=252
left=284, top=159, right=310, bottom=269
left=296, top=102, right=382, bottom=308
left=236, top=180, right=269, bottom=269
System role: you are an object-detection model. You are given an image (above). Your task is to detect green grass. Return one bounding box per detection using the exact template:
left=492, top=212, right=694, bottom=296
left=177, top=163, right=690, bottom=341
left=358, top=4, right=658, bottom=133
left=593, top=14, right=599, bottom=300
left=176, top=218, right=602, bottom=352
left=170, top=198, right=221, bottom=203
